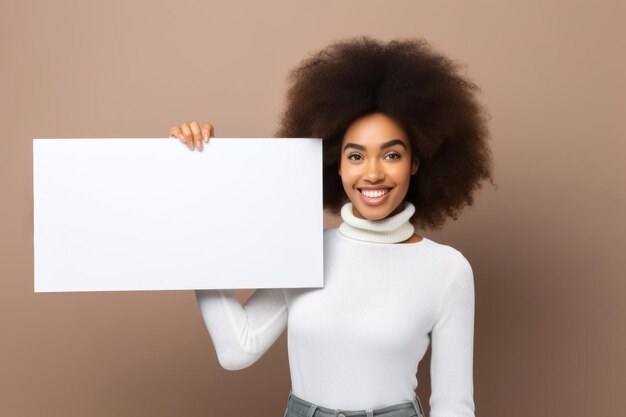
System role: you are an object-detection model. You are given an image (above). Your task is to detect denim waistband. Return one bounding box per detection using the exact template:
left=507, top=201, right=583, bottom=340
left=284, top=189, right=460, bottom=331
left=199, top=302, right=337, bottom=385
left=284, top=390, right=425, bottom=417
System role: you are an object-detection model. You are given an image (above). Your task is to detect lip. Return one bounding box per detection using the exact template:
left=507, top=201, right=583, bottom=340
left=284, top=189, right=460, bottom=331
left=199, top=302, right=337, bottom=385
left=357, top=187, right=393, bottom=206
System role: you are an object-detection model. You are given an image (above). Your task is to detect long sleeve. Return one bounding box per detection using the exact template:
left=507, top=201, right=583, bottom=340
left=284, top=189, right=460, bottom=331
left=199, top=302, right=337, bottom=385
left=429, top=256, right=476, bottom=417
left=194, top=288, right=288, bottom=371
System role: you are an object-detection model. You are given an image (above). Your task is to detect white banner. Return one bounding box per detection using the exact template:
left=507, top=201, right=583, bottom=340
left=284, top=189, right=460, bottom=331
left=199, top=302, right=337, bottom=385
left=33, top=138, right=323, bottom=292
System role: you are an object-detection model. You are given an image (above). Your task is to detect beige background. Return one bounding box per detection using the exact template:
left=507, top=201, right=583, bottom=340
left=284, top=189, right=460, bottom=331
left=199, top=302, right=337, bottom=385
left=1, top=1, right=624, bottom=416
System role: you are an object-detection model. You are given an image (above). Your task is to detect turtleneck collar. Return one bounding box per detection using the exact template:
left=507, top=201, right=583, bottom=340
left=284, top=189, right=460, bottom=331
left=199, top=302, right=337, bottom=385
left=338, top=201, right=416, bottom=244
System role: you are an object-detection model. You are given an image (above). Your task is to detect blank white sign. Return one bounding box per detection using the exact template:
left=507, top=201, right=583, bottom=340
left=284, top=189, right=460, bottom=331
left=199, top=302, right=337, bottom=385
left=33, top=138, right=324, bottom=292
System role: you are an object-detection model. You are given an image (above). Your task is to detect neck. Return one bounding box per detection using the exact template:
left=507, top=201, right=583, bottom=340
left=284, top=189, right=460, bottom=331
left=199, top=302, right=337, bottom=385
left=338, top=201, right=416, bottom=243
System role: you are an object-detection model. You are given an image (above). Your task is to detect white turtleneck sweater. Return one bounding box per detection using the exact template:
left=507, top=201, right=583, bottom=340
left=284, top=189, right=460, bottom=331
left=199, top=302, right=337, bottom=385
left=195, top=201, right=475, bottom=417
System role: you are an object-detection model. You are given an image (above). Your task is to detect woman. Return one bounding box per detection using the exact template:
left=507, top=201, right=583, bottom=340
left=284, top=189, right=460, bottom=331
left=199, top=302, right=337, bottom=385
left=169, top=36, right=494, bottom=417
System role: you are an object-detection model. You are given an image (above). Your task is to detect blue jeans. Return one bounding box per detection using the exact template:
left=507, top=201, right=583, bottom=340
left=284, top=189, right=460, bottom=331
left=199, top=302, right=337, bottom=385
left=283, top=390, right=426, bottom=417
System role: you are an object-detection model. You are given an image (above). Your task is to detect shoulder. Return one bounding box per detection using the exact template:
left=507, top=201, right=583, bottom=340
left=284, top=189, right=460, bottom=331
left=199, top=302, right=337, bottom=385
left=425, top=239, right=474, bottom=284
left=441, top=246, right=474, bottom=304
left=430, top=243, right=475, bottom=325
left=322, top=228, right=341, bottom=250
left=323, top=227, right=337, bottom=236
left=323, top=227, right=338, bottom=241
left=425, top=238, right=472, bottom=265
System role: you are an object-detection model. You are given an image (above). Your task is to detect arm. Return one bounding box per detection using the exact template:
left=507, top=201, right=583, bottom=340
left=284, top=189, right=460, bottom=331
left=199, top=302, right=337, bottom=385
left=170, top=122, right=289, bottom=368
left=429, top=256, right=476, bottom=417
left=194, top=288, right=288, bottom=371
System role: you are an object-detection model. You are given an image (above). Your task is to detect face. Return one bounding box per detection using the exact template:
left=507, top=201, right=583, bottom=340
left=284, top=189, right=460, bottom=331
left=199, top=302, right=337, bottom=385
left=338, top=112, right=419, bottom=220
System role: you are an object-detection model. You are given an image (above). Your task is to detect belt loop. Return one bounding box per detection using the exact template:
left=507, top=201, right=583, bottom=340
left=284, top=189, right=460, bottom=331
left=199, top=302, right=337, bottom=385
left=412, top=394, right=425, bottom=417
left=306, top=404, right=318, bottom=417
left=366, top=409, right=374, bottom=417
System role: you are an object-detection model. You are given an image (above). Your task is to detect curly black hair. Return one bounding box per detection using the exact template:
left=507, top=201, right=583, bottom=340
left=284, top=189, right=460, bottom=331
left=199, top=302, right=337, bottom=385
left=274, top=36, right=495, bottom=230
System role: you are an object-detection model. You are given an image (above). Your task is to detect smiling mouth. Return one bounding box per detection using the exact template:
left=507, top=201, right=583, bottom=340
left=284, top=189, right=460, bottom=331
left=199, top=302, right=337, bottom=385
left=357, top=187, right=393, bottom=197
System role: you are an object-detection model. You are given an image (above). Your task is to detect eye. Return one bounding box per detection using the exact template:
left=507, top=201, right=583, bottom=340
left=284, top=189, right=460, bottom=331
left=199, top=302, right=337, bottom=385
left=346, top=153, right=363, bottom=161
left=384, top=152, right=401, bottom=160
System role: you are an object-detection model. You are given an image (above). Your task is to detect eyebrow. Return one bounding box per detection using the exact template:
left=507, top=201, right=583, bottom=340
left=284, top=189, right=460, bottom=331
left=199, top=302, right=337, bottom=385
left=342, top=139, right=408, bottom=153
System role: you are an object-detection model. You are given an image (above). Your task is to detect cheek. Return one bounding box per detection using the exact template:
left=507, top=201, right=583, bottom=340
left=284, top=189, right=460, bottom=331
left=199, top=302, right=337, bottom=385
left=339, top=164, right=356, bottom=182
left=392, top=165, right=413, bottom=187
left=340, top=172, right=355, bottom=191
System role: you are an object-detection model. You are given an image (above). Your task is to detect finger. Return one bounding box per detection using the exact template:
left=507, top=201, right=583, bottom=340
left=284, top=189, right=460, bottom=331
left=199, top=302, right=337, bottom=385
left=190, top=120, right=202, bottom=142
left=189, top=120, right=203, bottom=151
left=169, top=126, right=188, bottom=148
left=202, top=123, right=215, bottom=143
left=180, top=123, right=195, bottom=150
left=169, top=126, right=185, bottom=143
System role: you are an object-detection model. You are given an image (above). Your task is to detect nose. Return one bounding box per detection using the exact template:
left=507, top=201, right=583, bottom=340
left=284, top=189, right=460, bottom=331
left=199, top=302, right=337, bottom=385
left=363, top=159, right=384, bottom=182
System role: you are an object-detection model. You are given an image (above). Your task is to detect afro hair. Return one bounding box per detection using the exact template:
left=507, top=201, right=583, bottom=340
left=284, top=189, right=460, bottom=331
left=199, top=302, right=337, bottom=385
left=274, top=35, right=495, bottom=230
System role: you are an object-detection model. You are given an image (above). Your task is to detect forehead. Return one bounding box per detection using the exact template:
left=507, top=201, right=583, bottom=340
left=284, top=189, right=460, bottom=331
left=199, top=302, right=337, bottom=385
left=342, top=112, right=409, bottom=144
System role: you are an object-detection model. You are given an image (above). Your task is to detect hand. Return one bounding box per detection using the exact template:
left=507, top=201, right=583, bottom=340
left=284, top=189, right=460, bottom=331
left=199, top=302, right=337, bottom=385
left=169, top=120, right=215, bottom=152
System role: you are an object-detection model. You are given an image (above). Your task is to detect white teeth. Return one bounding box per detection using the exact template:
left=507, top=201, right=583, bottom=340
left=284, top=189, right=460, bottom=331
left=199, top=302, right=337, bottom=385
left=361, top=189, right=390, bottom=197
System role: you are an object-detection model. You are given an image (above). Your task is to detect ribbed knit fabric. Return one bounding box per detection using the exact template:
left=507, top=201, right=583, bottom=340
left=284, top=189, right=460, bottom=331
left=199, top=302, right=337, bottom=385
left=339, top=201, right=416, bottom=243
left=195, top=201, right=475, bottom=416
